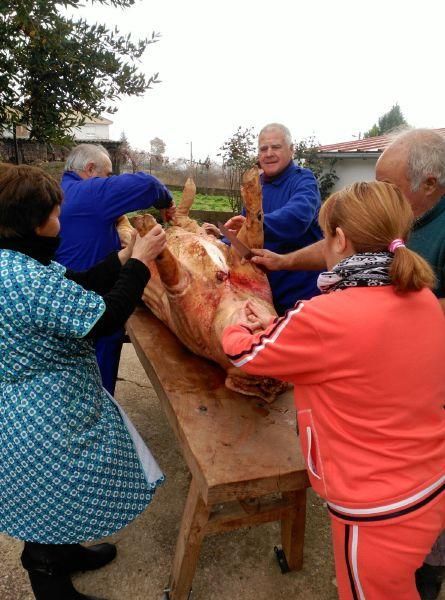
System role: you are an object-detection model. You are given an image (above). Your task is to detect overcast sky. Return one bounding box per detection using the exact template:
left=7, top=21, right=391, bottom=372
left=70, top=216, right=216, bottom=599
left=73, top=0, right=444, bottom=162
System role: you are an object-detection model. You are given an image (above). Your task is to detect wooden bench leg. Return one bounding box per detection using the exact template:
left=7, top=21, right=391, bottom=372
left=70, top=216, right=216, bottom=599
left=280, top=489, right=306, bottom=571
left=168, top=478, right=210, bottom=600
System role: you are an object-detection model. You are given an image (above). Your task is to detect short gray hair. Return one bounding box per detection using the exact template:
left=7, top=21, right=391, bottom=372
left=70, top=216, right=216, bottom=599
left=259, top=123, right=293, bottom=147
left=65, top=144, right=110, bottom=173
left=391, top=129, right=445, bottom=191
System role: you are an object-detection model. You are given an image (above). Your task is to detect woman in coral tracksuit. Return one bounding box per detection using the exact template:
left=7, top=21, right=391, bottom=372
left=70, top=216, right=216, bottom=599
left=222, top=181, right=445, bottom=600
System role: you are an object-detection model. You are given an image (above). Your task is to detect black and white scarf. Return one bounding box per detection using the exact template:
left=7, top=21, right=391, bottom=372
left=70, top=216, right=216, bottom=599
left=317, top=252, right=393, bottom=294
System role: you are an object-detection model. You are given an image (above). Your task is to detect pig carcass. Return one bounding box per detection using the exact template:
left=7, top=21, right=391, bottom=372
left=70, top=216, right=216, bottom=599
left=131, top=167, right=287, bottom=403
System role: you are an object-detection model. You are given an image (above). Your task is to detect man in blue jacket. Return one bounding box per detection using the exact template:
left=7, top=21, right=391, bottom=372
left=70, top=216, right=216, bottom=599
left=224, top=123, right=322, bottom=314
left=56, top=143, right=174, bottom=395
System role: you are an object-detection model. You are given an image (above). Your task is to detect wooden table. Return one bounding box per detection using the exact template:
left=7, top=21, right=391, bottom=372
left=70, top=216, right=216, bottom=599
left=126, top=306, right=310, bottom=600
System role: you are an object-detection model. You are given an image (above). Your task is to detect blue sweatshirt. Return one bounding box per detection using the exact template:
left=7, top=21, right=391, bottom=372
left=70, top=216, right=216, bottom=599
left=56, top=171, right=172, bottom=270
left=261, top=162, right=322, bottom=314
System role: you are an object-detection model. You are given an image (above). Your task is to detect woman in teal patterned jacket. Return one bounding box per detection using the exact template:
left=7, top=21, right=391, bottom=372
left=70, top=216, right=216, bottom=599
left=0, top=164, right=166, bottom=600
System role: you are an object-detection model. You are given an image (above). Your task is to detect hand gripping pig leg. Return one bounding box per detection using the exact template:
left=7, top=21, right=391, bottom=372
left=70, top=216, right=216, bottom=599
left=133, top=214, right=186, bottom=289
left=228, top=167, right=264, bottom=268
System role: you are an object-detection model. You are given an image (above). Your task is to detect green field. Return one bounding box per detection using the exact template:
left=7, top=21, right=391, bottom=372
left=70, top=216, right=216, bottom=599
left=127, top=191, right=233, bottom=220
left=171, top=190, right=231, bottom=211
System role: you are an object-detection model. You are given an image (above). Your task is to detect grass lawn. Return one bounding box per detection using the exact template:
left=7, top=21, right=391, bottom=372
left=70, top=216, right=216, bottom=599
left=127, top=191, right=233, bottom=221
left=171, top=190, right=232, bottom=211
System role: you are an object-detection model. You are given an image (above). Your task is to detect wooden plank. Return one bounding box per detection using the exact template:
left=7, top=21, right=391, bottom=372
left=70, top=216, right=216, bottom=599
left=168, top=479, right=210, bottom=600
left=205, top=494, right=298, bottom=535
left=281, top=490, right=307, bottom=571
left=126, top=306, right=309, bottom=504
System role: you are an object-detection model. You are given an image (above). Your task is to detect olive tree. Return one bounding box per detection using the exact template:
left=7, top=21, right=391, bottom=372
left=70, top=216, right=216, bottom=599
left=0, top=0, right=160, bottom=147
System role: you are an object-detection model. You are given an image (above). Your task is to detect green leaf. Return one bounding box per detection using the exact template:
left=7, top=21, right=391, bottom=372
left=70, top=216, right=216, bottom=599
left=0, top=0, right=161, bottom=143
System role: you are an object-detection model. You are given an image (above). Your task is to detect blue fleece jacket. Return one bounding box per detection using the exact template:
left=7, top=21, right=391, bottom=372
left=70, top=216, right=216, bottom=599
left=261, top=162, right=322, bottom=313
left=56, top=171, right=172, bottom=270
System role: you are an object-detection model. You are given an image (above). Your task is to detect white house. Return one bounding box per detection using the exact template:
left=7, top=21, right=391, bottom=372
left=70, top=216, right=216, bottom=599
left=316, top=129, right=445, bottom=192
left=71, top=115, right=113, bottom=141
left=1, top=115, right=112, bottom=141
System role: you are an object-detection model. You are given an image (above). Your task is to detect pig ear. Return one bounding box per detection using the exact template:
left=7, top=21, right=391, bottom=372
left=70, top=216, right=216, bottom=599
left=155, top=247, right=185, bottom=289
left=176, top=177, right=196, bottom=217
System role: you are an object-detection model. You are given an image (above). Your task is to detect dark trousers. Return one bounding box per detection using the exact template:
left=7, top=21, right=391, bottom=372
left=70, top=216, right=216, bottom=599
left=94, top=328, right=124, bottom=396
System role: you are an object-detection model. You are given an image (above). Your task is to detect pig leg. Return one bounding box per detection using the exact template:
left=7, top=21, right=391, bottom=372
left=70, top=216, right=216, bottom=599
left=175, top=177, right=196, bottom=218
left=228, top=167, right=265, bottom=271
left=173, top=178, right=202, bottom=234
left=237, top=166, right=264, bottom=249
left=133, top=214, right=187, bottom=289
left=116, top=215, right=134, bottom=247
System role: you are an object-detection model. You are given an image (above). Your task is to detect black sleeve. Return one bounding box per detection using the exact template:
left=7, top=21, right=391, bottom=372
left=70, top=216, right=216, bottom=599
left=86, top=258, right=150, bottom=338
left=65, top=253, right=122, bottom=295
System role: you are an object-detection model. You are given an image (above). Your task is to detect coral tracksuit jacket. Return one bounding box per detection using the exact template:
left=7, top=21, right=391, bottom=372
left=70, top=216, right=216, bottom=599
left=222, top=287, right=445, bottom=523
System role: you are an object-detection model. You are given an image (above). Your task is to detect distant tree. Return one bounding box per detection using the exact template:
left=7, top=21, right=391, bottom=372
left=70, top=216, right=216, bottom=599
left=364, top=104, right=408, bottom=138
left=150, top=137, right=166, bottom=156
left=149, top=136, right=166, bottom=167
left=118, top=131, right=141, bottom=173
left=364, top=124, right=380, bottom=138
left=197, top=155, right=212, bottom=194
left=218, top=126, right=257, bottom=213
left=294, top=137, right=338, bottom=201
left=0, top=0, right=161, bottom=150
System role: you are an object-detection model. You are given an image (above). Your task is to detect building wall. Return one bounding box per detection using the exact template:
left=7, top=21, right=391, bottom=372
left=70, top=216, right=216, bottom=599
left=1, top=125, right=30, bottom=139
left=0, top=139, right=68, bottom=163
left=327, top=157, right=378, bottom=192
left=72, top=123, right=110, bottom=140
left=2, top=122, right=110, bottom=141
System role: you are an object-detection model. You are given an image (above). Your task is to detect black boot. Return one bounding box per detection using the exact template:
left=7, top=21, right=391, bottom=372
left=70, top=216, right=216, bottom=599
left=26, top=570, right=104, bottom=600
left=56, top=543, right=116, bottom=573
left=21, top=542, right=107, bottom=600
left=415, top=563, right=445, bottom=600
left=22, top=542, right=117, bottom=574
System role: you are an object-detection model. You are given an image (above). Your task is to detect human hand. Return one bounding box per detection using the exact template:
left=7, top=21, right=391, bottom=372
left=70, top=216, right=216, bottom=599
left=245, top=299, right=275, bottom=330
left=202, top=222, right=222, bottom=237
left=249, top=248, right=286, bottom=271
left=224, top=215, right=245, bottom=234
left=159, top=200, right=176, bottom=223
left=226, top=301, right=273, bottom=332
left=131, top=224, right=167, bottom=267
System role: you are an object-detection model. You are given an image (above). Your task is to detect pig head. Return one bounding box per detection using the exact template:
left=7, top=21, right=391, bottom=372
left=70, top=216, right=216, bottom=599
left=131, top=167, right=287, bottom=403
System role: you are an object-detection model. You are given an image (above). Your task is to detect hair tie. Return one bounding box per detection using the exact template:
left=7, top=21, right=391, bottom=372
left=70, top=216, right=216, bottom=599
left=388, top=238, right=405, bottom=253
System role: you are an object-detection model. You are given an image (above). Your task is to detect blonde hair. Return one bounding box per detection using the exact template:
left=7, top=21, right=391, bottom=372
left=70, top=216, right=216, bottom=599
left=319, top=181, right=435, bottom=292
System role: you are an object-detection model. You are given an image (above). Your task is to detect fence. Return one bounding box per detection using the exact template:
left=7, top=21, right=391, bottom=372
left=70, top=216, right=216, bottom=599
left=123, top=161, right=230, bottom=197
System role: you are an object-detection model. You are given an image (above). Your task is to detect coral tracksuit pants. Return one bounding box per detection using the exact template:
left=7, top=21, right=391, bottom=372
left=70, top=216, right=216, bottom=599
left=330, top=492, right=445, bottom=600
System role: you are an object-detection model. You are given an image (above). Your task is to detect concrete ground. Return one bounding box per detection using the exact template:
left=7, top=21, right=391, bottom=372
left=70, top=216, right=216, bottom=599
left=1, top=344, right=441, bottom=600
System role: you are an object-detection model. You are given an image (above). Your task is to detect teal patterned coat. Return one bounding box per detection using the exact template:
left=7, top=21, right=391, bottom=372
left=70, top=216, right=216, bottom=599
left=0, top=250, right=163, bottom=543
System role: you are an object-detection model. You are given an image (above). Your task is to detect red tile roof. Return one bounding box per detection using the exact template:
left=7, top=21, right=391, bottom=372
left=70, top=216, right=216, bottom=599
left=317, top=128, right=445, bottom=153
